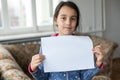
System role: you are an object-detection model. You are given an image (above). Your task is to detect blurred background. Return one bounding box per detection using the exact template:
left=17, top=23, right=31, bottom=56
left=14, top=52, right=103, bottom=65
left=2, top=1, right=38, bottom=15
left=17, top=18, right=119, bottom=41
left=0, top=0, right=119, bottom=58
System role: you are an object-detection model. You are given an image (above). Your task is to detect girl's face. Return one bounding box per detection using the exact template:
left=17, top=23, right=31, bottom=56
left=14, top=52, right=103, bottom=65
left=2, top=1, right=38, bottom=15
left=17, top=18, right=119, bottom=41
left=55, top=6, right=77, bottom=36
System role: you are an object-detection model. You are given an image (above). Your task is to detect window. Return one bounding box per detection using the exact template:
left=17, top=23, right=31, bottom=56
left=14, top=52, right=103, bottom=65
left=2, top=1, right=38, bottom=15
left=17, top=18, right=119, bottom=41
left=36, top=0, right=60, bottom=31
left=7, top=0, right=33, bottom=28
left=0, top=0, right=62, bottom=38
left=0, top=0, right=3, bottom=28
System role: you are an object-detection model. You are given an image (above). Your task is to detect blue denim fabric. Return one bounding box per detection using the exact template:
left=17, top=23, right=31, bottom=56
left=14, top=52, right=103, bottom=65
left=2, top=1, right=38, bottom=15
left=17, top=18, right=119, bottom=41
left=30, top=64, right=100, bottom=80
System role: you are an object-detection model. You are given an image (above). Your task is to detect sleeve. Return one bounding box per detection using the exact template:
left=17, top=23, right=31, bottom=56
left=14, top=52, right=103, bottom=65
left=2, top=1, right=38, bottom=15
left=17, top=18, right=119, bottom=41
left=79, top=67, right=100, bottom=80
left=98, top=63, right=104, bottom=70
left=28, top=63, right=49, bottom=80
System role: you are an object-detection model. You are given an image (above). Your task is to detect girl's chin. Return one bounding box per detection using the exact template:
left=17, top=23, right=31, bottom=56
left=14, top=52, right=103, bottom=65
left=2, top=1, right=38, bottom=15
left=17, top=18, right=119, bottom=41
left=58, top=31, right=74, bottom=36
left=62, top=33, right=73, bottom=35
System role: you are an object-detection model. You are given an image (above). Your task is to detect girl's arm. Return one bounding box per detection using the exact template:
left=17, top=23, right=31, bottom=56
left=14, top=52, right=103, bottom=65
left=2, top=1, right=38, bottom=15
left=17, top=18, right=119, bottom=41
left=93, top=45, right=105, bottom=67
left=28, top=63, right=49, bottom=80
left=28, top=53, right=49, bottom=80
left=80, top=67, right=100, bottom=80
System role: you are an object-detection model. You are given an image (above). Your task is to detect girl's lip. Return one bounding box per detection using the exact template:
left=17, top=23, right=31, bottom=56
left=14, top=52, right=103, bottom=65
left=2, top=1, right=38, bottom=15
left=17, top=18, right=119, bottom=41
left=64, top=27, right=72, bottom=29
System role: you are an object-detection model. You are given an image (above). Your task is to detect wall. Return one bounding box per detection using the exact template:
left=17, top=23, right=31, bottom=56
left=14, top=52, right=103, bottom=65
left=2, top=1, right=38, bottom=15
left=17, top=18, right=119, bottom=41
left=69, top=0, right=104, bottom=37
left=103, top=0, right=120, bottom=58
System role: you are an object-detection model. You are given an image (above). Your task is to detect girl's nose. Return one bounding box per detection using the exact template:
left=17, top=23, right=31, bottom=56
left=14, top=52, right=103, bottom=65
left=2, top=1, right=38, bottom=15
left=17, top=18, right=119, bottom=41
left=65, top=18, right=71, bottom=25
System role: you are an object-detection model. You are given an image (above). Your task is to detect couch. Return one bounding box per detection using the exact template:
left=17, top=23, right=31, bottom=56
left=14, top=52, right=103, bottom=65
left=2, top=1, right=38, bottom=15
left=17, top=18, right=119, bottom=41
left=0, top=34, right=118, bottom=80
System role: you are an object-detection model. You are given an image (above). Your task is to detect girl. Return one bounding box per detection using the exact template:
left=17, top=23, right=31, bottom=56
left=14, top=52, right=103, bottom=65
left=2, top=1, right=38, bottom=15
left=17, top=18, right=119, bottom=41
left=28, top=1, right=104, bottom=80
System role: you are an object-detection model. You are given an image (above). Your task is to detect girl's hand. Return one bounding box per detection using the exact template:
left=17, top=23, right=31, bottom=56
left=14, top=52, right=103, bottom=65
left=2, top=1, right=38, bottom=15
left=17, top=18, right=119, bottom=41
left=30, top=54, right=45, bottom=72
left=93, top=45, right=105, bottom=67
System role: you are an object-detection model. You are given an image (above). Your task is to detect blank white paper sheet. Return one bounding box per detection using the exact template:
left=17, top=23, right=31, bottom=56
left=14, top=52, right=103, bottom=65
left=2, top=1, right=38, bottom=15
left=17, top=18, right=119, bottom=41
left=41, top=36, right=95, bottom=72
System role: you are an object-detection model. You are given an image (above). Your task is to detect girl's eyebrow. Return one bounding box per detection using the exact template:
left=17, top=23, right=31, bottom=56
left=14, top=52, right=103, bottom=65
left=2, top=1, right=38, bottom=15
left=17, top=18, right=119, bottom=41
left=71, top=15, right=77, bottom=17
left=60, top=14, right=66, bottom=16
left=60, top=14, right=77, bottom=17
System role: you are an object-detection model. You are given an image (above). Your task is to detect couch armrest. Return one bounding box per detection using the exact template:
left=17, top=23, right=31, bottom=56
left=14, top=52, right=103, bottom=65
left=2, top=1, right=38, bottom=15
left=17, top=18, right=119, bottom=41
left=0, top=45, right=31, bottom=80
left=2, top=44, right=40, bottom=79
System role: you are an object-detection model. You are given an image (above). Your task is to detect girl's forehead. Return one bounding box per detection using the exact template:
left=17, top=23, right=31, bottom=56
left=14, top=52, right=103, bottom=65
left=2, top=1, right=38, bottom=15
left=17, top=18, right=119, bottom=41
left=59, top=6, right=77, bottom=16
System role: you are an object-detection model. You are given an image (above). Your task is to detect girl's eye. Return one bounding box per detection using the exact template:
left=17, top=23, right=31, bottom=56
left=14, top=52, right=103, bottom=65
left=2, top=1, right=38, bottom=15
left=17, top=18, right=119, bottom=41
left=61, top=17, right=66, bottom=20
left=71, top=17, right=77, bottom=21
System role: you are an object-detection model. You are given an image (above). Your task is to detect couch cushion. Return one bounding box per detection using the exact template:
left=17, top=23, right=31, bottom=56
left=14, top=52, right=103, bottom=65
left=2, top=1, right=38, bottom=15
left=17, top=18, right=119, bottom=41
left=0, top=45, right=15, bottom=60
left=1, top=69, right=31, bottom=80
left=111, top=58, right=120, bottom=80
left=0, top=59, right=22, bottom=73
left=92, top=75, right=110, bottom=80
